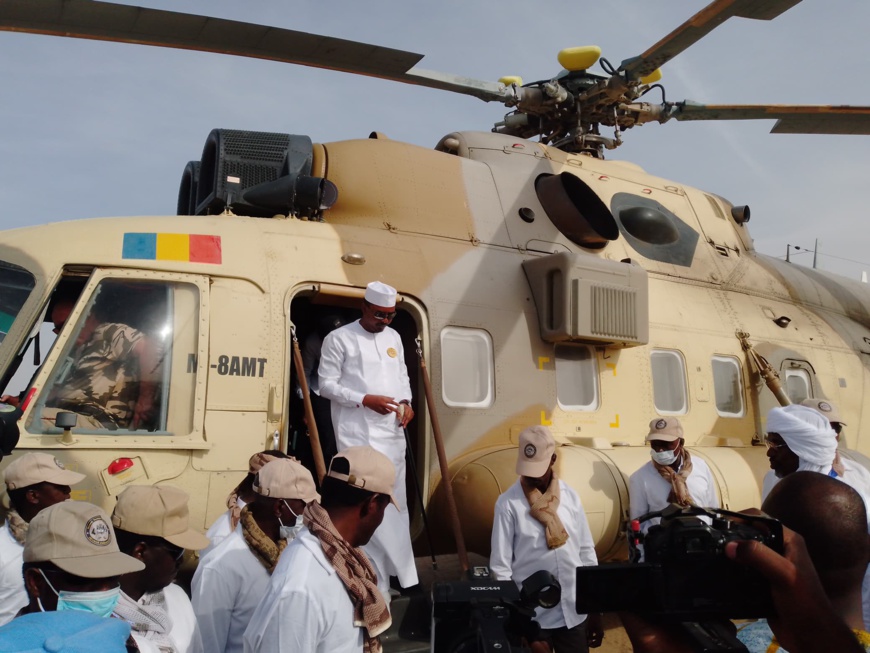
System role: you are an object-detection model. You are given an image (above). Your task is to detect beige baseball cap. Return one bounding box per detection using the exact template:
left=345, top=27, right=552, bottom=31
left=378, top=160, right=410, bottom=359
left=23, top=501, right=144, bottom=578
left=516, top=426, right=556, bottom=478
left=248, top=452, right=280, bottom=474
left=4, top=452, right=86, bottom=490
left=254, top=459, right=320, bottom=503
left=111, top=485, right=210, bottom=550
left=800, top=398, right=845, bottom=425
left=646, top=416, right=684, bottom=443
left=327, top=446, right=398, bottom=507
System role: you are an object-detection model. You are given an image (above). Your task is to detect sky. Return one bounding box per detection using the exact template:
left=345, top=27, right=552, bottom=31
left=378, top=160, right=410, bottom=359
left=0, top=0, right=868, bottom=278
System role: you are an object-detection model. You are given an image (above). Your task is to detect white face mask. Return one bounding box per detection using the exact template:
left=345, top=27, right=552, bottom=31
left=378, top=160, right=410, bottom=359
left=651, top=448, right=679, bottom=466
left=278, top=501, right=304, bottom=541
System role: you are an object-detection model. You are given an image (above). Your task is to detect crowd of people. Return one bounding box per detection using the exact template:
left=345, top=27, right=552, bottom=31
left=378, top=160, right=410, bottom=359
left=0, top=279, right=867, bottom=653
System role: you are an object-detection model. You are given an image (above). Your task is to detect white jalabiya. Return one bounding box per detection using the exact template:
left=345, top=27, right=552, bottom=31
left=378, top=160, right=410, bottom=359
left=318, top=320, right=417, bottom=594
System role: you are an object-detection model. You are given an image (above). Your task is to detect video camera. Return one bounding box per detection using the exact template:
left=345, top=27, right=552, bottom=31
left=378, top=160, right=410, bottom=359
left=575, top=504, right=783, bottom=620
left=431, top=567, right=560, bottom=653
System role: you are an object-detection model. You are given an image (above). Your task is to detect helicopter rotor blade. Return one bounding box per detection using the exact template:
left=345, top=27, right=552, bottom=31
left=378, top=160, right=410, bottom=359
left=0, top=0, right=507, bottom=102
left=619, top=0, right=802, bottom=80
left=669, top=102, right=870, bottom=135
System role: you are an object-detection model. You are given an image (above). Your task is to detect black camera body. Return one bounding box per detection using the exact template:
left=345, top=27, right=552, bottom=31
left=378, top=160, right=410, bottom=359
left=575, top=505, right=784, bottom=620
left=431, top=568, right=557, bottom=653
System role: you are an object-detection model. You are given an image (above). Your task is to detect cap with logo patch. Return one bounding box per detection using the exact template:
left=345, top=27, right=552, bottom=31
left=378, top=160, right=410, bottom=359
left=645, top=417, right=684, bottom=443
left=799, top=398, right=845, bottom=425
left=111, top=485, right=210, bottom=550
left=23, top=501, right=143, bottom=578
left=326, top=446, right=398, bottom=507
left=3, top=452, right=86, bottom=491
left=516, top=426, right=556, bottom=478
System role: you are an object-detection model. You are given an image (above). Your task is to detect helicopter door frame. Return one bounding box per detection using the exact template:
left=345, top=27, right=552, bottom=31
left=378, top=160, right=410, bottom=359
left=283, top=282, right=432, bottom=531
left=20, top=268, right=211, bottom=449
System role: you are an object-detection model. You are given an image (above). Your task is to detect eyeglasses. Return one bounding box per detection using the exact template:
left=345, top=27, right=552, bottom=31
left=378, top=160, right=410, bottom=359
left=765, top=439, right=786, bottom=451
left=155, top=542, right=185, bottom=562
left=371, top=310, right=396, bottom=321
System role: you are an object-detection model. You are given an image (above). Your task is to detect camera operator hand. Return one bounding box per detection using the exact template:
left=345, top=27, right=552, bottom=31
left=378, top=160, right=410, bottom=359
left=622, top=525, right=863, bottom=653
left=724, top=526, right=863, bottom=653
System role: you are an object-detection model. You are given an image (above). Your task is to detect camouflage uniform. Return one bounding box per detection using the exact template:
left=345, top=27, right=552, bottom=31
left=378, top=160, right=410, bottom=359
left=46, top=322, right=154, bottom=429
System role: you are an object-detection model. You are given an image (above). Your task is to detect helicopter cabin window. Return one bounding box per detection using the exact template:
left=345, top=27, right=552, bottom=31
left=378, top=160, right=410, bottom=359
left=650, top=349, right=687, bottom=414
left=712, top=356, right=744, bottom=417
left=31, top=278, right=200, bottom=436
left=440, top=327, right=494, bottom=408
left=784, top=368, right=812, bottom=404
left=555, top=344, right=599, bottom=411
left=0, top=261, right=36, bottom=344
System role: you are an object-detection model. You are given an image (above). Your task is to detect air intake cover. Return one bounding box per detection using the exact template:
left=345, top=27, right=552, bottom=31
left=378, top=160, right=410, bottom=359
left=522, top=252, right=649, bottom=347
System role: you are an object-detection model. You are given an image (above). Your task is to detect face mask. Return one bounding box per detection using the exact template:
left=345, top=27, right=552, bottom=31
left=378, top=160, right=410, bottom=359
left=651, top=448, right=678, bottom=466
left=38, top=569, right=121, bottom=618
left=279, top=501, right=304, bottom=541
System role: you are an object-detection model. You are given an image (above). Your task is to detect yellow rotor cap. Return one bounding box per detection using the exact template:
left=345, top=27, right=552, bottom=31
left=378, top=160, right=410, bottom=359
left=640, top=68, right=662, bottom=84
left=499, top=76, right=523, bottom=86
left=557, top=46, right=602, bottom=72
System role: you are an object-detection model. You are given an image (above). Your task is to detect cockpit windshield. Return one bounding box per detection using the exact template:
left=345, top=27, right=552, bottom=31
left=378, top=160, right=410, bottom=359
left=0, top=260, right=36, bottom=344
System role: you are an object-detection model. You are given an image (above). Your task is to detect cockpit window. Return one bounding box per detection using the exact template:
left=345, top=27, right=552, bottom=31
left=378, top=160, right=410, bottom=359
left=0, top=261, right=36, bottom=344
left=30, top=278, right=200, bottom=435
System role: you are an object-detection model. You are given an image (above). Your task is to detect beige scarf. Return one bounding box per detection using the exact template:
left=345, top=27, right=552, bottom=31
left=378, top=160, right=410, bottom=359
left=521, top=475, right=569, bottom=549
left=240, top=506, right=287, bottom=574
left=303, top=502, right=391, bottom=653
left=6, top=509, right=27, bottom=545
left=653, top=449, right=696, bottom=506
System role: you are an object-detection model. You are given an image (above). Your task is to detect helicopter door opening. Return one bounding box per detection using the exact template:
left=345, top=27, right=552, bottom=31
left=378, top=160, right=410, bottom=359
left=287, top=286, right=429, bottom=535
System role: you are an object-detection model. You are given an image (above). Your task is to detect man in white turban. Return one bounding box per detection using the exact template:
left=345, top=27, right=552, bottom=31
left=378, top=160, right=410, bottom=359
left=762, top=404, right=840, bottom=500
left=763, top=402, right=870, bottom=637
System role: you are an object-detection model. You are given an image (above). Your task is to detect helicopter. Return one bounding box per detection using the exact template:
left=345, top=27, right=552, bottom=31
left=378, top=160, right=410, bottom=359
left=2, top=0, right=870, bottom=642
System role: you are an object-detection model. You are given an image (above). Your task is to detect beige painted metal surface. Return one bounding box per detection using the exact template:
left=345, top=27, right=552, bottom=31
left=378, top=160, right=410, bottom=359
left=1, top=131, right=868, bottom=567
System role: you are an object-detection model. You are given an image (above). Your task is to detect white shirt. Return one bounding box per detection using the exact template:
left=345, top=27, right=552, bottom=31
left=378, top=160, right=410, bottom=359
left=124, top=584, right=202, bottom=653
left=243, top=529, right=363, bottom=653
left=191, top=526, right=272, bottom=653
left=201, top=500, right=246, bottom=560
left=318, top=320, right=418, bottom=590
left=0, top=521, right=27, bottom=626
left=628, top=455, right=718, bottom=532
left=489, top=479, right=597, bottom=630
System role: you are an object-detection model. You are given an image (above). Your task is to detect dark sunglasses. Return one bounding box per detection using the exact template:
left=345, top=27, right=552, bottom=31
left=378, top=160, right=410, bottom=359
left=372, top=310, right=396, bottom=321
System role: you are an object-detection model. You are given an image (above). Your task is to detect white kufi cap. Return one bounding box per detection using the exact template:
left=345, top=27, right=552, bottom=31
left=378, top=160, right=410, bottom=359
left=364, top=281, right=397, bottom=308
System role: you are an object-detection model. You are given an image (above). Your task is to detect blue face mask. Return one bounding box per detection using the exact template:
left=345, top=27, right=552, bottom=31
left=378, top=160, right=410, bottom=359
left=38, top=569, right=121, bottom=618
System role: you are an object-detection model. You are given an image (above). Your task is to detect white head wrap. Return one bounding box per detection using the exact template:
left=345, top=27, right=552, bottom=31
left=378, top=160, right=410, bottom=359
left=766, top=404, right=837, bottom=469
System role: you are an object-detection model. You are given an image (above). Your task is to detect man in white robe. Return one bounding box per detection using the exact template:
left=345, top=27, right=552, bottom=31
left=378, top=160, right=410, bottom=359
left=318, top=281, right=417, bottom=600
